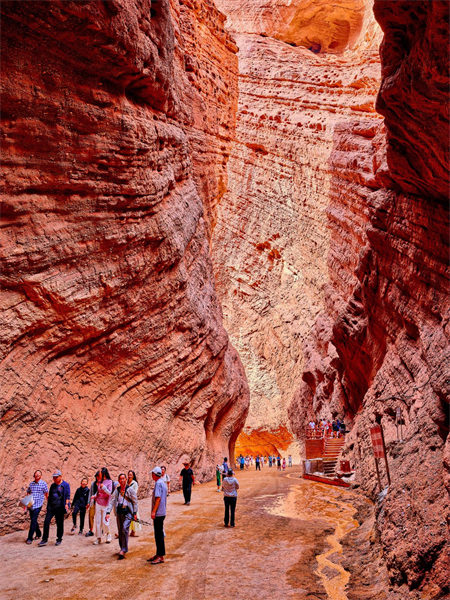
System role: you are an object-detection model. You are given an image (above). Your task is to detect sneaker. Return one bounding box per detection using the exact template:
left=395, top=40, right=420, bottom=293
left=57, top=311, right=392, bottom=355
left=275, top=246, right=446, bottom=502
left=26, top=540, right=32, bottom=545
left=34, top=535, right=41, bottom=540
left=85, top=531, right=94, bottom=537
left=106, top=534, right=111, bottom=543
left=71, top=526, right=77, bottom=533
left=78, top=530, right=84, bottom=535
left=38, top=540, right=48, bottom=547
left=186, top=502, right=190, bottom=506
left=150, top=557, right=164, bottom=564
left=147, top=555, right=158, bottom=562
left=93, top=538, right=101, bottom=545
left=55, top=540, right=62, bottom=546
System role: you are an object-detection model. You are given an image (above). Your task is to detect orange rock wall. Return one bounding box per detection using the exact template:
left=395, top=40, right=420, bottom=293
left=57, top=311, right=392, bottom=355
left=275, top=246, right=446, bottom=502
left=211, top=0, right=382, bottom=461
left=0, top=0, right=248, bottom=533
left=289, top=1, right=450, bottom=594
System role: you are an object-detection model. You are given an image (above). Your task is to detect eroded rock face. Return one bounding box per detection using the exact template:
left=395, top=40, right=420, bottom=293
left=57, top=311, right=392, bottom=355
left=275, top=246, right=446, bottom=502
left=0, top=0, right=248, bottom=533
left=289, top=2, right=450, bottom=595
left=211, top=0, right=382, bottom=460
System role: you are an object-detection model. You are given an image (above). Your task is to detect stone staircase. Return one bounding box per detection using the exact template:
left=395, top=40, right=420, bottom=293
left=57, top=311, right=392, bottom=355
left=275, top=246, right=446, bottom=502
left=322, top=437, right=345, bottom=476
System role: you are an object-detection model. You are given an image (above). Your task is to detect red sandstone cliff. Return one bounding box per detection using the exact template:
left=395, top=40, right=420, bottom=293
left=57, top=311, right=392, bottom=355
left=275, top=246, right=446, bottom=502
left=289, top=1, right=449, bottom=596
left=211, top=0, right=382, bottom=460
left=0, top=0, right=248, bottom=533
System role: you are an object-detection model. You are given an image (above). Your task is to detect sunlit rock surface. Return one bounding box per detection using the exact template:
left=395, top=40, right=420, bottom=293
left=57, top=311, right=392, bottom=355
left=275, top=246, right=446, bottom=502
left=0, top=0, right=249, bottom=533
left=211, top=0, right=382, bottom=460
left=289, top=1, right=450, bottom=595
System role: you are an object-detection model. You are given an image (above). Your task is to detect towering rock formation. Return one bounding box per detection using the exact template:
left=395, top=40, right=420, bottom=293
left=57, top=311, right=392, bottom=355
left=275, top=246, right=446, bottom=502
left=289, top=0, right=449, bottom=595
left=0, top=0, right=249, bottom=533
left=212, top=0, right=382, bottom=458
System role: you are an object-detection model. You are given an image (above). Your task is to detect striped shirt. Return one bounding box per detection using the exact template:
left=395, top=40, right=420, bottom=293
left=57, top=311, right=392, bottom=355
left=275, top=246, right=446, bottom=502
left=28, top=480, right=49, bottom=509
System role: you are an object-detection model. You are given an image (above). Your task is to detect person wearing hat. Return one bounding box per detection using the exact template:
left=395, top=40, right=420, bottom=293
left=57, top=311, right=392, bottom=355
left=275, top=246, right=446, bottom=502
left=148, top=466, right=168, bottom=564
left=38, top=470, right=70, bottom=547
left=222, top=469, right=239, bottom=528
left=179, top=460, right=195, bottom=505
left=105, top=473, right=138, bottom=560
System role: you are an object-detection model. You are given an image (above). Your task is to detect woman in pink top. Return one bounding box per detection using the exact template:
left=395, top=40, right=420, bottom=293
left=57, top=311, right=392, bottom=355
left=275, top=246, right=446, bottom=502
left=92, top=467, right=113, bottom=545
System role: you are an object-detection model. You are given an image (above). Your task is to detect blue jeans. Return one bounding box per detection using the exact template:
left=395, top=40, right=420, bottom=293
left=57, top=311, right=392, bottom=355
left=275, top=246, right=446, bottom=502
left=27, top=506, right=42, bottom=541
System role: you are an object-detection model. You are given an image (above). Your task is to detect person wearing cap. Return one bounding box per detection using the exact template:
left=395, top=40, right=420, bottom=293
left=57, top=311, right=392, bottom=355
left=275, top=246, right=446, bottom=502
left=38, top=470, right=70, bottom=547
left=148, top=466, right=168, bottom=564
left=179, top=460, right=195, bottom=505
left=105, top=473, right=138, bottom=560
left=222, top=469, right=239, bottom=528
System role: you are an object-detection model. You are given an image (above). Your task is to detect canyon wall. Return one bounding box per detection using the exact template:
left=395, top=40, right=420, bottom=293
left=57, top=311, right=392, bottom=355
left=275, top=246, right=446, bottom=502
left=212, top=0, right=382, bottom=459
left=289, top=1, right=449, bottom=596
left=0, top=0, right=248, bottom=533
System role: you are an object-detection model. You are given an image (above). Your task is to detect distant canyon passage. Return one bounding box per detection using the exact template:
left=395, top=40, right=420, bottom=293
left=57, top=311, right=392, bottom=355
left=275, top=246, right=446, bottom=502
left=212, top=0, right=382, bottom=461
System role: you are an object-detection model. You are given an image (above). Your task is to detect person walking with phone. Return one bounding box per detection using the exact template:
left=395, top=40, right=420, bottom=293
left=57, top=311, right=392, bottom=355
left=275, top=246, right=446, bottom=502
left=92, top=467, right=113, bottom=545
left=106, top=473, right=138, bottom=560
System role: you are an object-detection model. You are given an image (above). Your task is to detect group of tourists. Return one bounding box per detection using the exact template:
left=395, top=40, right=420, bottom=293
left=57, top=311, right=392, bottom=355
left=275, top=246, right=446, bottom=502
left=308, top=418, right=346, bottom=437
left=235, top=454, right=292, bottom=471
left=24, top=462, right=175, bottom=563
left=23, top=458, right=242, bottom=562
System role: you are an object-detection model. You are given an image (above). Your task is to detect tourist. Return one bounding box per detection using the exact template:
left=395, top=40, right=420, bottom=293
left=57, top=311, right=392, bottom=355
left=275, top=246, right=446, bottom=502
left=38, top=470, right=70, bottom=547
left=71, top=477, right=89, bottom=535
left=261, top=455, right=264, bottom=468
left=25, top=470, right=48, bottom=544
left=85, top=470, right=101, bottom=537
left=179, top=460, right=195, bottom=505
left=222, top=469, right=239, bottom=527
left=106, top=473, right=138, bottom=560
left=268, top=455, right=272, bottom=468
left=332, top=420, right=338, bottom=438
left=288, top=455, right=292, bottom=468
left=222, top=457, right=229, bottom=481
left=216, top=465, right=222, bottom=492
left=148, top=466, right=168, bottom=564
left=127, top=471, right=142, bottom=537
left=245, top=456, right=250, bottom=470
left=282, top=458, right=286, bottom=471
left=336, top=418, right=342, bottom=437
left=340, top=420, right=346, bottom=437
left=240, top=455, right=245, bottom=470
left=325, top=421, right=332, bottom=437
left=93, top=467, right=113, bottom=545
left=255, top=455, right=261, bottom=471
left=161, top=466, right=171, bottom=495
left=277, top=456, right=281, bottom=471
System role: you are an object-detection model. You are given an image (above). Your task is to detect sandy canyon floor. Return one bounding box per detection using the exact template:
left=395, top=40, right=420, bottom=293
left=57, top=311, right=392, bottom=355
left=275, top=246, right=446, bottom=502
left=2, top=468, right=370, bottom=600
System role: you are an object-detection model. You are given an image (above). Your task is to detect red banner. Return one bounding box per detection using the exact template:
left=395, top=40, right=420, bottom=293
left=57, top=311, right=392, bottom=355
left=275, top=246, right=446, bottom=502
left=370, top=426, right=385, bottom=458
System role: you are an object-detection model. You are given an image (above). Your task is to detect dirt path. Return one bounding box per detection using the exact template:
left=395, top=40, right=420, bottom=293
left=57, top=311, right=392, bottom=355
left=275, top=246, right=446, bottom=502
left=1, top=468, right=362, bottom=600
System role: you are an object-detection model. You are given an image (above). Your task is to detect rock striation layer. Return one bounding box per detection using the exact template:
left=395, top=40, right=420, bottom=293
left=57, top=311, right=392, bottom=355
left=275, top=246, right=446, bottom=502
left=289, top=1, right=450, bottom=596
left=212, top=0, right=382, bottom=460
left=0, top=0, right=248, bottom=533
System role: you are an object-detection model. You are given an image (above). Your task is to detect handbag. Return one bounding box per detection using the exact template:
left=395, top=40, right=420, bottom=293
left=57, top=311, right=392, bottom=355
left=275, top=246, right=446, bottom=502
left=19, top=494, right=34, bottom=509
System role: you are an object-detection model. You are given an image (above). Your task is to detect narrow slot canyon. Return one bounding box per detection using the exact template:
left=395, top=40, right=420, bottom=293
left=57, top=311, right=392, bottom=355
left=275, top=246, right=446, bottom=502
left=0, top=1, right=449, bottom=599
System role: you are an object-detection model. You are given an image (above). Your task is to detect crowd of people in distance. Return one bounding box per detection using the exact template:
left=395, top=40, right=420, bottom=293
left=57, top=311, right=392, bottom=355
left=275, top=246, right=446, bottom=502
left=308, top=418, right=346, bottom=438
left=234, top=454, right=293, bottom=471
left=22, top=457, right=246, bottom=561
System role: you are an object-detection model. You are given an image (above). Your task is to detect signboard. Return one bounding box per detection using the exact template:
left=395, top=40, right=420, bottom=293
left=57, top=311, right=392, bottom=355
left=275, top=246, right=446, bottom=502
left=370, top=426, right=385, bottom=458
